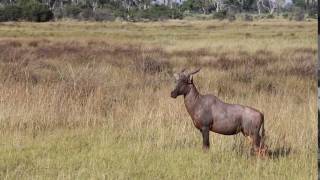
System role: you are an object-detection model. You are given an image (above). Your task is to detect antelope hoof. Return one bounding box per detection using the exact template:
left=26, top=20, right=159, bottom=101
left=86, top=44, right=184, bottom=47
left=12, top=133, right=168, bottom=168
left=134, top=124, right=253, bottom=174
left=202, top=146, right=210, bottom=152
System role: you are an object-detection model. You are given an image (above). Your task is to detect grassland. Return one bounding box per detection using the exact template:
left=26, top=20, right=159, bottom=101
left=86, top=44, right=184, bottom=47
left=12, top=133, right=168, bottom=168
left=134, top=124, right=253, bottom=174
left=0, top=19, right=317, bottom=179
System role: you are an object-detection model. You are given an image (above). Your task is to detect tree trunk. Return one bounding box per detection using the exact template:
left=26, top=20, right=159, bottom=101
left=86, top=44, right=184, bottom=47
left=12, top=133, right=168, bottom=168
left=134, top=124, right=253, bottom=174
left=92, top=1, right=98, bottom=12
left=168, top=0, right=173, bottom=8
left=257, top=0, right=261, bottom=15
left=215, top=1, right=219, bottom=12
left=202, top=7, right=206, bottom=14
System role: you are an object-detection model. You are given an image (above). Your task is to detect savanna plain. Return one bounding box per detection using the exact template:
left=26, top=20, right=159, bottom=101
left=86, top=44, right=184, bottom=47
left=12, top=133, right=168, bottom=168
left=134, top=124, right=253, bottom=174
left=0, top=19, right=317, bottom=179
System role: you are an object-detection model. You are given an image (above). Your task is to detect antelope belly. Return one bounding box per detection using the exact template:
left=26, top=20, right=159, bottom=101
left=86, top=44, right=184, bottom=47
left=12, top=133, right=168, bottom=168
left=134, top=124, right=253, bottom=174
left=211, top=120, right=241, bottom=135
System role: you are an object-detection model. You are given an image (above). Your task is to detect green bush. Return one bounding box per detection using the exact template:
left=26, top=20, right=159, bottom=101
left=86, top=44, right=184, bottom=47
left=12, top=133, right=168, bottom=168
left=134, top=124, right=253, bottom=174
left=294, top=12, right=304, bottom=21
left=126, top=5, right=183, bottom=21
left=127, top=9, right=143, bottom=21
left=52, top=9, right=62, bottom=19
left=212, top=10, right=227, bottom=20
left=307, top=7, right=318, bottom=19
left=0, top=1, right=53, bottom=22
left=226, top=7, right=236, bottom=22
left=79, top=8, right=94, bottom=20
left=142, top=5, right=183, bottom=21
left=243, top=14, right=253, bottom=21
left=0, top=5, right=22, bottom=21
left=64, top=5, right=82, bottom=18
left=227, top=14, right=236, bottom=21
left=93, top=9, right=115, bottom=21
left=282, top=12, right=289, bottom=18
left=293, top=0, right=305, bottom=8
left=266, top=14, right=274, bottom=19
left=21, top=1, right=53, bottom=22
left=292, top=8, right=304, bottom=21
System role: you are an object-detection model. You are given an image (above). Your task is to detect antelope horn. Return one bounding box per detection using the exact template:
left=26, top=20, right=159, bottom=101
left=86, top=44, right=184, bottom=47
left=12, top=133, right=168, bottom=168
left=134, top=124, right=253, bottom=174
left=188, top=68, right=201, bottom=76
left=181, top=68, right=187, bottom=73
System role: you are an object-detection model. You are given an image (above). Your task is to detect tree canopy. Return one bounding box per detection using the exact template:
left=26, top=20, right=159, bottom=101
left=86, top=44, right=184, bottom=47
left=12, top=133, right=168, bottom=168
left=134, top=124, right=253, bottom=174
left=0, top=0, right=317, bottom=21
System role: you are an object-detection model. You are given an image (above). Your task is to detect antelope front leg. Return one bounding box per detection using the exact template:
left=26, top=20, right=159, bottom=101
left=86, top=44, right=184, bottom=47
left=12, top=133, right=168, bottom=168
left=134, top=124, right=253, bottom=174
left=201, top=127, right=210, bottom=150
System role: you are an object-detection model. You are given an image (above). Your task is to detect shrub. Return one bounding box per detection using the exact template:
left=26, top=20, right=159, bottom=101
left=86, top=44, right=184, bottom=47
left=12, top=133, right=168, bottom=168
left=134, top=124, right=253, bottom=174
left=53, top=8, right=64, bottom=19
left=293, top=0, right=305, bottom=8
left=126, top=5, right=183, bottom=21
left=282, top=12, right=289, bottom=18
left=266, top=14, right=274, bottom=19
left=93, top=9, right=115, bottom=21
left=212, top=10, right=227, bottom=20
left=21, top=2, right=54, bottom=22
left=226, top=7, right=237, bottom=22
left=64, top=5, right=82, bottom=18
left=307, top=7, right=317, bottom=19
left=142, top=5, right=183, bottom=21
left=112, top=8, right=127, bottom=19
left=243, top=14, right=253, bottom=21
left=256, top=14, right=268, bottom=19
left=79, top=9, right=94, bottom=20
left=227, top=14, right=236, bottom=21
left=0, top=5, right=22, bottom=21
left=127, top=9, right=143, bottom=21
left=0, top=1, right=53, bottom=22
left=293, top=9, right=304, bottom=21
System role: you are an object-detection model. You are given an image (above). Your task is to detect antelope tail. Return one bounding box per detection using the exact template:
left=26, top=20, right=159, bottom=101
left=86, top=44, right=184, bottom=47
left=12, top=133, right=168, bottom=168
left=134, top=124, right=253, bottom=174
left=259, top=114, right=265, bottom=148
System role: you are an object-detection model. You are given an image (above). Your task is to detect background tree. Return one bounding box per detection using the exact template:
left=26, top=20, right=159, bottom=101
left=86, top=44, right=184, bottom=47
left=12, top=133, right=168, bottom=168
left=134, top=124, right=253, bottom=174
left=0, top=0, right=317, bottom=21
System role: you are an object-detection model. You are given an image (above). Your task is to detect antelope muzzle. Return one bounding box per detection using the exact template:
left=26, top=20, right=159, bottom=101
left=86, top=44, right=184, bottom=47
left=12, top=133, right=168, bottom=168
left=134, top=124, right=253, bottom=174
left=170, top=90, right=178, bottom=98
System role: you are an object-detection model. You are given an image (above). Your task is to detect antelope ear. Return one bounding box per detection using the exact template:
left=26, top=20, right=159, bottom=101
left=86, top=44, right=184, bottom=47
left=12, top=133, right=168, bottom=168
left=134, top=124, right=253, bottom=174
left=174, top=73, right=179, bottom=80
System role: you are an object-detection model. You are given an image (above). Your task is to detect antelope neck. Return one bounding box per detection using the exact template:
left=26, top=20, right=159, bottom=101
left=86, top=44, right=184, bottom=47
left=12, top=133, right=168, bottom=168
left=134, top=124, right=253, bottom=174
left=184, top=83, right=200, bottom=111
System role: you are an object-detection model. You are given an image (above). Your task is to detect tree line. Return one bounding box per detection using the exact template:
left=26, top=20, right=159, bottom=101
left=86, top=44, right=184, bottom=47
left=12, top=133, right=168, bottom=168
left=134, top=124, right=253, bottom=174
left=0, top=0, right=317, bottom=22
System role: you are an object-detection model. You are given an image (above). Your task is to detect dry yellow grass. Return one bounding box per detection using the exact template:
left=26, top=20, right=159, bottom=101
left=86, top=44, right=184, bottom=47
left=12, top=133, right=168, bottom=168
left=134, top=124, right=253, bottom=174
left=0, top=19, right=317, bottom=179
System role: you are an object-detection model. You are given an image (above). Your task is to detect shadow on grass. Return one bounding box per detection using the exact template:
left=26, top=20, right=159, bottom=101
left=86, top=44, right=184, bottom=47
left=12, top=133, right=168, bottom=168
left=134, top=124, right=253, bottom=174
left=267, top=146, right=291, bottom=159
